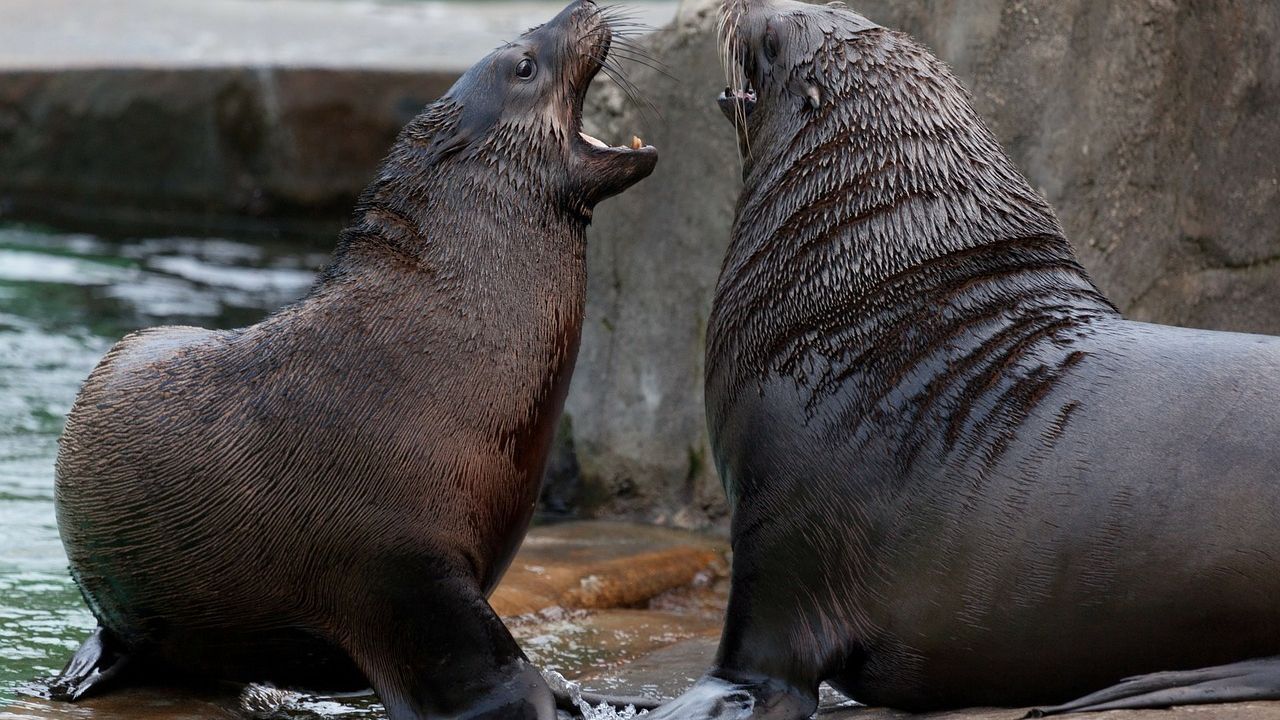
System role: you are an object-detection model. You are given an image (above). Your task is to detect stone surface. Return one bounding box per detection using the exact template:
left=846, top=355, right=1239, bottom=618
left=570, top=0, right=1280, bottom=526
left=0, top=67, right=455, bottom=240
left=1, top=521, right=727, bottom=718
left=569, top=0, right=742, bottom=526
left=491, top=520, right=728, bottom=616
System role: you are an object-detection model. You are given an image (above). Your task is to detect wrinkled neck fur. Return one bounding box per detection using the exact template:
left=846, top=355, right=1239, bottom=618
left=710, top=28, right=1117, bottom=398
left=330, top=102, right=583, bottom=281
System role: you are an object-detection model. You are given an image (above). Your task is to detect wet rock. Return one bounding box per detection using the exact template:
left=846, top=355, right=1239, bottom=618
left=509, top=607, right=720, bottom=681
left=491, top=521, right=728, bottom=617
left=0, top=686, right=245, bottom=719
left=572, top=0, right=1280, bottom=527
left=577, top=634, right=719, bottom=699
left=570, top=0, right=741, bottom=528
left=849, top=0, right=1280, bottom=336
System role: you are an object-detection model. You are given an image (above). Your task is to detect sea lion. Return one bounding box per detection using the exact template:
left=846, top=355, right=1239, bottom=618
left=47, top=2, right=656, bottom=718
left=649, top=0, right=1280, bottom=717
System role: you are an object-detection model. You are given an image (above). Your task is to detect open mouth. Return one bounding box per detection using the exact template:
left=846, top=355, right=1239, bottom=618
left=578, top=130, right=647, bottom=151
left=571, top=20, right=656, bottom=157
left=717, top=85, right=758, bottom=122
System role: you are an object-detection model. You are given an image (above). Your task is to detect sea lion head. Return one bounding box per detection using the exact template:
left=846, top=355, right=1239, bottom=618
left=716, top=0, right=882, bottom=175
left=707, top=0, right=1086, bottom=397
left=416, top=0, right=658, bottom=220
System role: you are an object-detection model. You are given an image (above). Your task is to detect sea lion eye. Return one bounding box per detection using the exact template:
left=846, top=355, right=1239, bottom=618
left=516, top=58, right=537, bottom=80
left=764, top=28, right=780, bottom=64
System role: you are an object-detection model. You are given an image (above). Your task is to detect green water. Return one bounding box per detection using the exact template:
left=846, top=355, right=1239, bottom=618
left=0, top=225, right=328, bottom=704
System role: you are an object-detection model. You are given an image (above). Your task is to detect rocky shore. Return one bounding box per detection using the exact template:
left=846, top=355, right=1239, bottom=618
left=1, top=0, right=1277, bottom=525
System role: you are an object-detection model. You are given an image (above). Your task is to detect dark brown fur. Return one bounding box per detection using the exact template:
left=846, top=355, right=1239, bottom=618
left=50, top=3, right=656, bottom=718
left=650, top=1, right=1280, bottom=718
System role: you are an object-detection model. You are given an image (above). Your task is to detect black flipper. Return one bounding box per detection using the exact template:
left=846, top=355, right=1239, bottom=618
left=47, top=626, right=133, bottom=701
left=1027, top=656, right=1280, bottom=716
left=338, top=567, right=558, bottom=720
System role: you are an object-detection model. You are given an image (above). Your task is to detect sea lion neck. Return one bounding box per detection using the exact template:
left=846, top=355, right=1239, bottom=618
left=708, top=27, right=1118, bottom=404
left=327, top=108, right=586, bottom=281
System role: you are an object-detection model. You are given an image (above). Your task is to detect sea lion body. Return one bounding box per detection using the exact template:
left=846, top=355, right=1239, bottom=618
left=652, top=1, right=1280, bottom=717
left=717, top=317, right=1280, bottom=710
left=50, top=3, right=657, bottom=718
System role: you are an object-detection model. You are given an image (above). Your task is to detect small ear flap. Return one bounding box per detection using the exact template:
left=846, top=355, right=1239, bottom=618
left=426, top=126, right=477, bottom=164
left=425, top=67, right=506, bottom=166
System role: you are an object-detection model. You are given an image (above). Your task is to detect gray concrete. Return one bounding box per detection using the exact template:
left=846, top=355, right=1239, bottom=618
left=0, top=0, right=677, bottom=72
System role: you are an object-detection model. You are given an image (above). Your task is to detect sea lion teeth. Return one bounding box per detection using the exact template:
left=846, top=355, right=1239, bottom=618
left=579, top=131, right=609, bottom=149
left=631, top=136, right=643, bottom=150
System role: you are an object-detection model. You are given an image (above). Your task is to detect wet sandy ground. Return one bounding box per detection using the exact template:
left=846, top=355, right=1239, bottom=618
left=6, top=520, right=1280, bottom=719
left=1, top=521, right=726, bottom=719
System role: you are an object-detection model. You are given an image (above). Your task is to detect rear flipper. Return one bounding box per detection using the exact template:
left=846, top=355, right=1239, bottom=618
left=1028, top=656, right=1280, bottom=716
left=47, top=626, right=133, bottom=701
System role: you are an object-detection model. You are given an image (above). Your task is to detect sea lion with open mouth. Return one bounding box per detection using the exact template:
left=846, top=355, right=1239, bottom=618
left=649, top=0, right=1280, bottom=717
left=48, top=2, right=656, bottom=718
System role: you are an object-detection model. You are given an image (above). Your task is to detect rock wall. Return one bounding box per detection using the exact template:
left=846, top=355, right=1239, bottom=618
left=570, top=0, right=742, bottom=527
left=572, top=0, right=1280, bottom=527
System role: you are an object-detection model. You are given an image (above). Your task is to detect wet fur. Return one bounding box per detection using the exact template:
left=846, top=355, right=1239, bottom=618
left=651, top=1, right=1280, bottom=717
left=50, top=3, right=655, bottom=719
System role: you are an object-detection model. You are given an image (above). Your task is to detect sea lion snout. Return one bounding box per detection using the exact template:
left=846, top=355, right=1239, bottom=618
left=718, top=0, right=880, bottom=127
left=718, top=87, right=757, bottom=124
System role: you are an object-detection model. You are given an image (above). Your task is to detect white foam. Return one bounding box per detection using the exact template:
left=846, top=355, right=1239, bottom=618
left=544, top=670, right=649, bottom=720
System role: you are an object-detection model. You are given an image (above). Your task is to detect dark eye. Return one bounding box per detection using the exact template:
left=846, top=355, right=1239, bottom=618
left=516, top=58, right=537, bottom=80
left=763, top=28, right=780, bottom=63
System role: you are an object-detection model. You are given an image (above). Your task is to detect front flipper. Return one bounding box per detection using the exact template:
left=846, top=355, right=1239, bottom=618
left=644, top=673, right=817, bottom=720
left=340, top=570, right=556, bottom=720
left=1028, top=656, right=1280, bottom=716
left=47, top=625, right=133, bottom=701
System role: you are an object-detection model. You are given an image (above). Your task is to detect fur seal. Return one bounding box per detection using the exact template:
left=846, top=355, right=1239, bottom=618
left=650, top=0, right=1280, bottom=717
left=47, top=2, right=656, bottom=718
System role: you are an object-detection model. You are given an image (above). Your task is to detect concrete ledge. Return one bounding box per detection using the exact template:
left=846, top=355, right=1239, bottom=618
left=0, top=67, right=456, bottom=240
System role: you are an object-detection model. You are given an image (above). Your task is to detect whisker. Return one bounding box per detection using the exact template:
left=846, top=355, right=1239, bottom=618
left=600, top=63, right=663, bottom=126
left=611, top=36, right=661, bottom=58
left=609, top=51, right=677, bottom=81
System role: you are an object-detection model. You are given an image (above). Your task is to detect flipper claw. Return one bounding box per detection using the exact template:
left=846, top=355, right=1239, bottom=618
left=48, top=626, right=132, bottom=702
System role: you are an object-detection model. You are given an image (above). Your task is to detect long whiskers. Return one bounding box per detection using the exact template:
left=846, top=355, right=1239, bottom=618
left=575, top=4, right=671, bottom=127
left=718, top=0, right=753, bottom=161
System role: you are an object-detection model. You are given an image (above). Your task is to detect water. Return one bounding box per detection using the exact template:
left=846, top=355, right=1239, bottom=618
left=0, top=225, right=710, bottom=719
left=0, top=225, right=328, bottom=707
